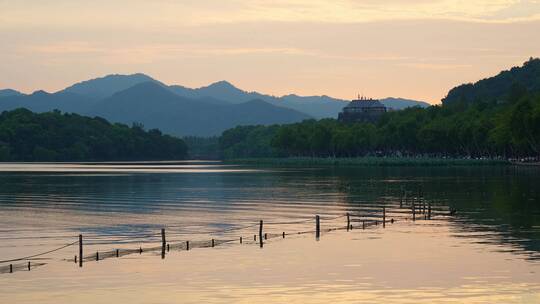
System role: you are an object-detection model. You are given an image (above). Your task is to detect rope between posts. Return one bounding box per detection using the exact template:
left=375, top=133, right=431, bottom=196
left=264, top=214, right=347, bottom=225
left=164, top=222, right=260, bottom=236
left=0, top=240, right=78, bottom=264
left=0, top=198, right=449, bottom=271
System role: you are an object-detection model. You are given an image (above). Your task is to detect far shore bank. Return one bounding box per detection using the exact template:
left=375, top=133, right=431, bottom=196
left=225, top=157, right=515, bottom=167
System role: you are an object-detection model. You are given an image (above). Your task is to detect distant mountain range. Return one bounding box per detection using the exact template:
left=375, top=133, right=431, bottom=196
left=168, top=80, right=429, bottom=117
left=0, top=89, right=23, bottom=98
left=0, top=74, right=428, bottom=136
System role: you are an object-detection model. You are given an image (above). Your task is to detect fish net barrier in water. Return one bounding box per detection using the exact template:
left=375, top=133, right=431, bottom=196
left=1, top=196, right=453, bottom=275
left=0, top=261, right=47, bottom=274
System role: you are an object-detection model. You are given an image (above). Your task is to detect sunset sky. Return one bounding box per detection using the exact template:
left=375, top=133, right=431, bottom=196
left=1, top=0, right=539, bottom=104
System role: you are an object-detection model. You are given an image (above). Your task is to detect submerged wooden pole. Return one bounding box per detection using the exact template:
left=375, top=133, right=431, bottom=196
left=186, top=241, right=190, bottom=251
left=412, top=202, right=416, bottom=221
left=282, top=232, right=285, bottom=238
left=28, top=261, right=31, bottom=271
left=315, top=215, right=320, bottom=239
left=211, top=239, right=215, bottom=247
left=116, top=249, right=119, bottom=257
left=9, top=264, right=12, bottom=273
left=79, top=234, right=83, bottom=268
left=346, top=213, right=350, bottom=231
left=240, top=236, right=243, bottom=244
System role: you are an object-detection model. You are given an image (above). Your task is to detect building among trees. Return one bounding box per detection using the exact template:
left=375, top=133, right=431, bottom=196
left=338, top=96, right=387, bottom=123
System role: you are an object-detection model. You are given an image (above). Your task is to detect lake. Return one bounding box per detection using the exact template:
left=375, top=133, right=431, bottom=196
left=1, top=161, right=539, bottom=303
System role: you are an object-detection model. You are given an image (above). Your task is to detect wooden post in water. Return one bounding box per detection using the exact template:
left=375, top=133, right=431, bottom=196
left=96, top=251, right=99, bottom=261
left=240, top=237, right=243, bottom=244
left=362, top=220, right=365, bottom=230
left=74, top=255, right=77, bottom=264
left=9, top=264, right=12, bottom=273
left=211, top=239, right=215, bottom=247
left=259, top=220, right=263, bottom=248
left=79, top=234, right=83, bottom=268
left=412, top=202, right=416, bottom=221
left=282, top=232, right=285, bottom=238
left=167, top=244, right=170, bottom=252
left=161, top=228, right=166, bottom=249
left=139, top=246, right=142, bottom=254
left=428, top=201, right=432, bottom=219
left=116, top=249, right=119, bottom=257
left=28, top=261, right=30, bottom=271
left=383, top=207, right=386, bottom=228
left=186, top=241, right=190, bottom=251
left=346, top=213, right=350, bottom=231
left=315, top=215, right=320, bottom=239
left=161, top=228, right=166, bottom=259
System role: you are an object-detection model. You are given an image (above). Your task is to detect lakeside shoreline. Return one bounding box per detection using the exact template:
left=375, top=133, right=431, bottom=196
left=225, top=157, right=513, bottom=167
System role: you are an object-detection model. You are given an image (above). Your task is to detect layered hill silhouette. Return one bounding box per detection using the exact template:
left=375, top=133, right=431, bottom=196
left=89, top=82, right=310, bottom=136
left=169, top=81, right=429, bottom=118
left=443, top=57, right=540, bottom=105
left=0, top=89, right=22, bottom=98
left=0, top=74, right=427, bottom=136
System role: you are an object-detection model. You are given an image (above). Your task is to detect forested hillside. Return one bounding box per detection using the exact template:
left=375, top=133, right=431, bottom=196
left=443, top=58, right=540, bottom=105
left=220, top=59, right=540, bottom=159
left=221, top=94, right=540, bottom=159
left=0, top=109, right=188, bottom=161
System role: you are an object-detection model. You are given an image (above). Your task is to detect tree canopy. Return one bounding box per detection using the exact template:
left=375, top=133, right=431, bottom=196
left=0, top=108, right=188, bottom=161
left=442, top=58, right=540, bottom=105
left=220, top=94, right=540, bottom=159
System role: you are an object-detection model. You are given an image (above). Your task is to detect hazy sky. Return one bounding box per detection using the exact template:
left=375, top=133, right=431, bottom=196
left=1, top=0, right=539, bottom=103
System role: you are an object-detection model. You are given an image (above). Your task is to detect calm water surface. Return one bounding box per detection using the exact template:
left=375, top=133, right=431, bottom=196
left=0, top=161, right=539, bottom=303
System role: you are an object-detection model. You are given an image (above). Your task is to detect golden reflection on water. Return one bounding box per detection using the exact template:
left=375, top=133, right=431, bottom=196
left=1, top=163, right=540, bottom=303
left=3, top=221, right=540, bottom=303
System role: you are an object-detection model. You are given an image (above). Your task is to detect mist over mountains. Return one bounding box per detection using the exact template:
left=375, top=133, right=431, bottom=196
left=0, top=74, right=428, bottom=136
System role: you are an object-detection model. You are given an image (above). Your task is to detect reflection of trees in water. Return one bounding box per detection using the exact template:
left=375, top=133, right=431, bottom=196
left=325, top=166, right=540, bottom=259
left=0, top=166, right=538, bottom=258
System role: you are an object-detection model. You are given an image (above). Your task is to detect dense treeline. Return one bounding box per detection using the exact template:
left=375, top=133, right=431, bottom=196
left=220, top=94, right=540, bottom=159
left=443, top=58, right=540, bottom=105
left=220, top=125, right=281, bottom=159
left=0, top=108, right=188, bottom=161
left=182, top=136, right=221, bottom=159
left=220, top=59, right=540, bottom=160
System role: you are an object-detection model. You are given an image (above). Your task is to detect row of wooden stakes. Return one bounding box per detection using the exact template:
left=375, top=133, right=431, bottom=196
left=73, top=201, right=435, bottom=268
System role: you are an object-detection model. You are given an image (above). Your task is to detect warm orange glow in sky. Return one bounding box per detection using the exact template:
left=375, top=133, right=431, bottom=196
left=1, top=0, right=539, bottom=103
